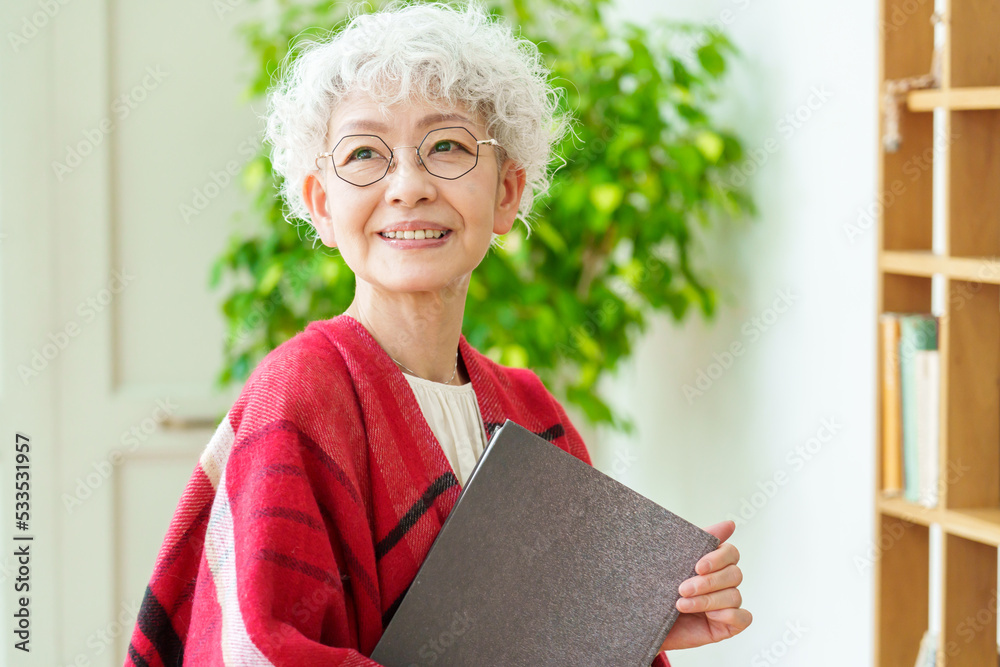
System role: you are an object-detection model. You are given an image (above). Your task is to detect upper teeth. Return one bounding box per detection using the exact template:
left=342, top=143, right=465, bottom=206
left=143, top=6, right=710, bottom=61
left=380, top=229, right=446, bottom=240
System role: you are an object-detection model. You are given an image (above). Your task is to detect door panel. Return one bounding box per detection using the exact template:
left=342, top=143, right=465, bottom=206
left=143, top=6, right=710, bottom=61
left=3, top=0, right=259, bottom=663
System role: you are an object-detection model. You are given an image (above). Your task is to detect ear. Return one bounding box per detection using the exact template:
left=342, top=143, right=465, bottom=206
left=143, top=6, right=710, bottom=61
left=493, top=158, right=526, bottom=236
left=302, top=171, right=337, bottom=248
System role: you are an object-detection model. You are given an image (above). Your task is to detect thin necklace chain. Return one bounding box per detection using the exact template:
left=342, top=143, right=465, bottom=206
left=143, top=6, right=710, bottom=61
left=390, top=351, right=459, bottom=384
left=347, top=305, right=460, bottom=384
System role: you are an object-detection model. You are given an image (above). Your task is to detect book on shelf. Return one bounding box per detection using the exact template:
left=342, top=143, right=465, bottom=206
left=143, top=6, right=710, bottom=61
left=879, top=314, right=903, bottom=496
left=879, top=313, right=939, bottom=508
left=914, top=345, right=939, bottom=507
left=913, top=629, right=938, bottom=667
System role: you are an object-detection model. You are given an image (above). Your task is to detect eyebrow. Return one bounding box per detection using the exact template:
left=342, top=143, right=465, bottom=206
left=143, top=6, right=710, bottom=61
left=337, top=112, right=473, bottom=135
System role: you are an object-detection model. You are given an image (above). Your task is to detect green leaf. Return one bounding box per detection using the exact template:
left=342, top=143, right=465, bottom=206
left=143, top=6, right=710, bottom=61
left=589, top=183, right=624, bottom=214
left=501, top=344, right=530, bottom=368
left=242, top=157, right=268, bottom=192
left=697, top=43, right=726, bottom=77
left=533, top=221, right=568, bottom=254
left=694, top=130, right=725, bottom=163
left=257, top=262, right=283, bottom=295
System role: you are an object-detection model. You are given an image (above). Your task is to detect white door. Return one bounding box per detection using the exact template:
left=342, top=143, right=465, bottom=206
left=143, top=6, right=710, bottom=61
left=2, top=0, right=261, bottom=664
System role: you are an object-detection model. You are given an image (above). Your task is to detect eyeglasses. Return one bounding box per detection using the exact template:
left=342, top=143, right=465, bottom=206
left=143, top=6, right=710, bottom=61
left=315, top=126, right=499, bottom=187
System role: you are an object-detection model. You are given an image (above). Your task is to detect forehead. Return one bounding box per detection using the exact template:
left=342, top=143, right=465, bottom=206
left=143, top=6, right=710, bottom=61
left=327, top=94, right=483, bottom=137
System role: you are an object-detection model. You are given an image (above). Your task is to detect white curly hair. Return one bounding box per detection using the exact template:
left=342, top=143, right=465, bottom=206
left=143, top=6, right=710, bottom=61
left=263, top=0, right=571, bottom=239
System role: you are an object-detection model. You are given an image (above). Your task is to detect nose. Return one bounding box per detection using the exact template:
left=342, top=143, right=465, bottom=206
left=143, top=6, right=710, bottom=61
left=383, top=146, right=436, bottom=206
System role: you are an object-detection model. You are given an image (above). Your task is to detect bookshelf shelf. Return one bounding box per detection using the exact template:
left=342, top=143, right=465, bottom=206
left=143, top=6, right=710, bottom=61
left=880, top=250, right=1000, bottom=283
left=877, top=495, right=938, bottom=526
left=946, top=509, right=1000, bottom=547
left=908, top=87, right=1000, bottom=111
left=878, top=496, right=1000, bottom=547
left=876, top=0, right=1000, bottom=665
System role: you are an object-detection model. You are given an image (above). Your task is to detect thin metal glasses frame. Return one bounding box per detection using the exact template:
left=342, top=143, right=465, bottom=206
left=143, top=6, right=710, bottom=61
left=314, top=126, right=500, bottom=187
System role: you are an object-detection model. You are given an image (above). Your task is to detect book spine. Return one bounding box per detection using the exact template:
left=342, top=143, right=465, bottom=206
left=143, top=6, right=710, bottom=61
left=880, top=314, right=903, bottom=496
left=916, top=350, right=940, bottom=508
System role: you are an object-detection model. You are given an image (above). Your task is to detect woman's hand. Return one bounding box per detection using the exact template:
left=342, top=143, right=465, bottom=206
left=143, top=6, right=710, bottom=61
left=659, top=520, right=751, bottom=651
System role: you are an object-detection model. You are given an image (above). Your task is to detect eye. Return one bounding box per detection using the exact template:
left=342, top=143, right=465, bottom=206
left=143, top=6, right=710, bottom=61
left=349, top=147, right=376, bottom=161
left=430, top=139, right=471, bottom=154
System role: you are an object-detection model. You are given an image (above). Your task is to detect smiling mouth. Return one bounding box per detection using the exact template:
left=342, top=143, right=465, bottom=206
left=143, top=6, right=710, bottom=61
left=379, top=229, right=450, bottom=240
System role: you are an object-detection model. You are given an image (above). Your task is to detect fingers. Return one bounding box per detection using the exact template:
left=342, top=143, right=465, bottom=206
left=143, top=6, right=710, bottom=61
left=696, top=541, right=740, bottom=575
left=677, top=521, right=748, bottom=624
left=676, top=586, right=743, bottom=614
left=679, top=563, right=743, bottom=598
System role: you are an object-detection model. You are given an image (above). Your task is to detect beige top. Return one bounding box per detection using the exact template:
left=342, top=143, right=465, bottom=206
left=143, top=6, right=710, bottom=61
left=402, top=373, right=488, bottom=486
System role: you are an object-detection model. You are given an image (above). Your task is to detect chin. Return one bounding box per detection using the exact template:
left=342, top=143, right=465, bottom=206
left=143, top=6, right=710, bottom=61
left=381, top=274, right=464, bottom=296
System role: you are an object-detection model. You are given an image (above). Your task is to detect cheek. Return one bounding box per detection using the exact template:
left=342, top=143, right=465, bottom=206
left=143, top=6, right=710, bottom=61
left=328, top=191, right=377, bottom=234
left=456, top=180, right=498, bottom=228
left=327, top=185, right=367, bottom=212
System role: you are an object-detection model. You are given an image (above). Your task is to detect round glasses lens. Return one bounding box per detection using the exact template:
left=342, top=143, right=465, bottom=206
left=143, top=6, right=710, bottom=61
left=332, top=135, right=392, bottom=186
left=419, top=128, right=480, bottom=179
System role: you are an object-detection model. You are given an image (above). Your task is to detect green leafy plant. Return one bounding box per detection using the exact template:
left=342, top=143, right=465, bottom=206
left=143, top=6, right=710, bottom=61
left=211, top=0, right=755, bottom=431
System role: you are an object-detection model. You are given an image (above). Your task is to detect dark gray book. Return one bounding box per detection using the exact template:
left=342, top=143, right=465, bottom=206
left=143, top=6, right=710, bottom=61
left=370, top=419, right=719, bottom=667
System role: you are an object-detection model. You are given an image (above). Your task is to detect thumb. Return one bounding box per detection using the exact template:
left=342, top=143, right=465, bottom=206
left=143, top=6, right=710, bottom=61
left=703, top=519, right=736, bottom=544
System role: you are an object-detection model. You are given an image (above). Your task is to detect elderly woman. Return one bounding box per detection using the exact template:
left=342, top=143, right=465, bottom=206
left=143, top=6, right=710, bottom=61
left=126, top=3, right=750, bottom=665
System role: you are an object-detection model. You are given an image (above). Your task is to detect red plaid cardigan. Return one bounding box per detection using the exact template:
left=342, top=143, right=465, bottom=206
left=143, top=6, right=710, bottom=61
left=125, top=314, right=672, bottom=666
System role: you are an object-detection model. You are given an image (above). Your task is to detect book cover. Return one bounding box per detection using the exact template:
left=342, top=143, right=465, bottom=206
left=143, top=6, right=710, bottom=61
left=899, top=314, right=938, bottom=504
left=370, top=420, right=720, bottom=667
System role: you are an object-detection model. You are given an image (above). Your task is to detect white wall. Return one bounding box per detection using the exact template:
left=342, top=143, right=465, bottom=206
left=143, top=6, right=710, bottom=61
left=591, top=0, right=879, bottom=665
left=1, top=0, right=878, bottom=662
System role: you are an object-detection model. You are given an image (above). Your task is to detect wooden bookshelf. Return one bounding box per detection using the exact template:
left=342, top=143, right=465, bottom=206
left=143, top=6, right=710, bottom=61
left=908, top=87, right=1000, bottom=111
left=875, top=1, right=1000, bottom=665
left=878, top=497, right=1000, bottom=546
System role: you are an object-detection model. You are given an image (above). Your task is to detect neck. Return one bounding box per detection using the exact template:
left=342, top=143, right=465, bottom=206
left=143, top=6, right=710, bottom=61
left=346, top=279, right=469, bottom=385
